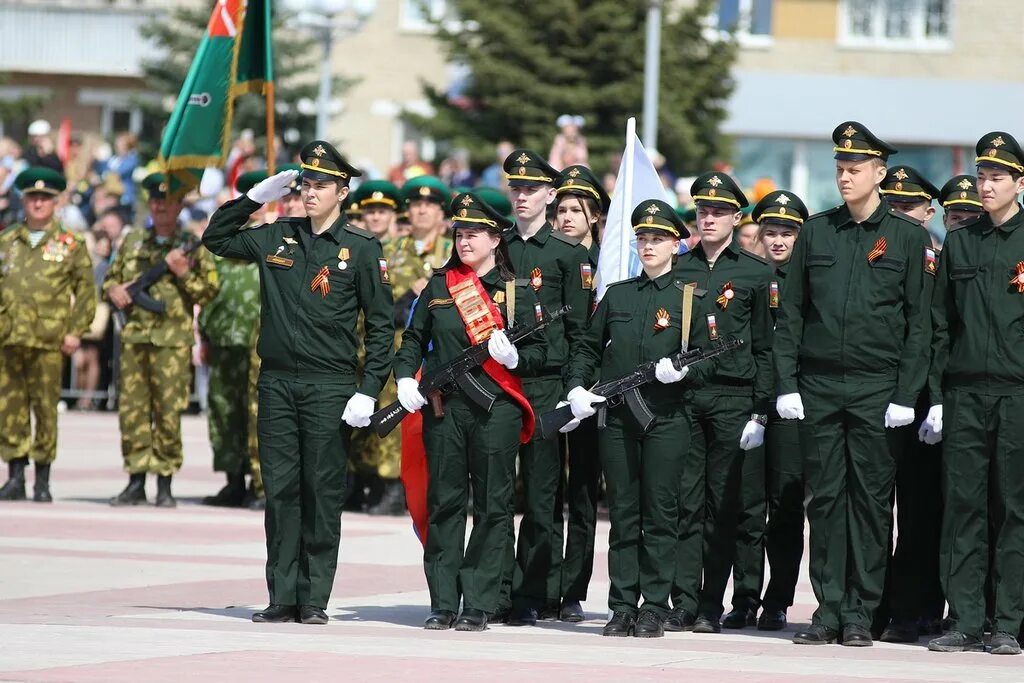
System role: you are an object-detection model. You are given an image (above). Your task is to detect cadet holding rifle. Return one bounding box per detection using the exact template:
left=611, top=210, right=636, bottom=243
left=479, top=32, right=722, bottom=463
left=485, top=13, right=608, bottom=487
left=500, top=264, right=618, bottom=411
left=392, top=192, right=549, bottom=633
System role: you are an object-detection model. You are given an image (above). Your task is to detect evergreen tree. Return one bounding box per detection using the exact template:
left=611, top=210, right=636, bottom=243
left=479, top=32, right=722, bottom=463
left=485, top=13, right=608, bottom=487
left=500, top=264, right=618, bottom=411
left=137, top=3, right=346, bottom=162
left=410, top=0, right=736, bottom=175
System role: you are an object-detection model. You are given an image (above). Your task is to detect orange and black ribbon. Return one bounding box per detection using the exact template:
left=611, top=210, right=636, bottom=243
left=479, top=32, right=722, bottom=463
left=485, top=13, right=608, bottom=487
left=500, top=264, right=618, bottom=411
left=867, top=236, right=887, bottom=263
left=530, top=267, right=543, bottom=291
left=1011, top=262, right=1024, bottom=293
left=311, top=265, right=330, bottom=297
left=653, top=307, right=670, bottom=331
left=716, top=281, right=735, bottom=310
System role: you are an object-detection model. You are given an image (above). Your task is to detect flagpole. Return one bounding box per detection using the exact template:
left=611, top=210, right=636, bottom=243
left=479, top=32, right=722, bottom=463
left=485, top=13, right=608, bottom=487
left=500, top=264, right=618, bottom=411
left=621, top=117, right=637, bottom=283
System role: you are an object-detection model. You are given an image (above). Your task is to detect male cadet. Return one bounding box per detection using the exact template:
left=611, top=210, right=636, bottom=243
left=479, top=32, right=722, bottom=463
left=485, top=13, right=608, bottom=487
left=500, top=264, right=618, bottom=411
left=0, top=167, right=95, bottom=502
left=199, top=170, right=264, bottom=507
left=203, top=141, right=394, bottom=625
left=348, top=179, right=420, bottom=515
left=106, top=173, right=219, bottom=508
left=924, top=133, right=1024, bottom=656
left=872, top=166, right=942, bottom=643
left=668, top=173, right=774, bottom=634
left=774, top=122, right=931, bottom=647
left=500, top=149, right=592, bottom=625
left=402, top=175, right=454, bottom=282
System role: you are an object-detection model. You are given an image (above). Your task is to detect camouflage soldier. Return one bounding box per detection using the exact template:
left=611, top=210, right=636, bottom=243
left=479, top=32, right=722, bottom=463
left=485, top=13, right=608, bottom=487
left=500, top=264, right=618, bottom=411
left=105, top=173, right=219, bottom=508
left=401, top=176, right=454, bottom=279
left=199, top=170, right=263, bottom=507
left=0, top=167, right=96, bottom=502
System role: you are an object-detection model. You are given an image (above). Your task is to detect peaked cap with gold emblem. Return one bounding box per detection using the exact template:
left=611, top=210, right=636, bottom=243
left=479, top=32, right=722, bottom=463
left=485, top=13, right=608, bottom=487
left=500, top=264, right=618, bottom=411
left=691, top=172, right=748, bottom=210
left=938, top=175, right=984, bottom=213
left=832, top=121, right=897, bottom=162
left=449, top=191, right=514, bottom=233
left=298, top=139, right=362, bottom=184
left=352, top=179, right=403, bottom=211
left=555, top=164, right=610, bottom=213
left=752, top=190, right=808, bottom=229
left=631, top=198, right=689, bottom=238
left=15, top=166, right=67, bottom=196
left=975, top=131, right=1024, bottom=174
left=401, top=175, right=452, bottom=209
left=139, top=172, right=170, bottom=200
left=880, top=165, right=939, bottom=204
left=503, top=148, right=558, bottom=187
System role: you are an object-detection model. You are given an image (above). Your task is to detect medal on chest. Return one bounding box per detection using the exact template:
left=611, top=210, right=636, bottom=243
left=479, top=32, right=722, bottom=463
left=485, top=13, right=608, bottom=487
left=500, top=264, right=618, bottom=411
left=867, top=236, right=887, bottom=263
left=530, top=267, right=543, bottom=291
left=769, top=281, right=779, bottom=308
left=653, top=307, right=670, bottom=331
left=1011, top=262, right=1024, bottom=293
left=311, top=265, right=330, bottom=297
left=337, top=247, right=350, bottom=271
left=716, top=281, right=735, bottom=310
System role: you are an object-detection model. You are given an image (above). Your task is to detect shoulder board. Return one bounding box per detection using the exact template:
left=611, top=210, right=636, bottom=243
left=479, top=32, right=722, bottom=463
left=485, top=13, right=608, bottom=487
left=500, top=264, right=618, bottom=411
left=808, top=205, right=842, bottom=221
left=886, top=207, right=923, bottom=226
left=606, top=276, right=640, bottom=291
left=739, top=248, right=769, bottom=265
left=949, top=214, right=985, bottom=232
left=549, top=230, right=581, bottom=247
left=431, top=269, right=447, bottom=278
left=345, top=223, right=375, bottom=239
left=674, top=279, right=709, bottom=296
left=275, top=216, right=305, bottom=225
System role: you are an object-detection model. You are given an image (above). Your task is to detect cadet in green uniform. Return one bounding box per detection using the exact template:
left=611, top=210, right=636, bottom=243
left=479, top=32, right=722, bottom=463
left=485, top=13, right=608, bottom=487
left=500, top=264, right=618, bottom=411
left=551, top=164, right=606, bottom=622
left=873, top=165, right=943, bottom=643
left=925, top=133, right=1024, bottom=656
left=203, top=141, right=394, bottom=626
left=106, top=173, right=219, bottom=508
left=751, top=190, right=808, bottom=632
left=668, top=173, right=773, bottom=634
left=774, top=122, right=931, bottom=647
left=199, top=170, right=265, bottom=507
left=500, top=149, right=593, bottom=625
left=0, top=167, right=95, bottom=502
left=564, top=199, right=712, bottom=638
left=394, top=191, right=547, bottom=632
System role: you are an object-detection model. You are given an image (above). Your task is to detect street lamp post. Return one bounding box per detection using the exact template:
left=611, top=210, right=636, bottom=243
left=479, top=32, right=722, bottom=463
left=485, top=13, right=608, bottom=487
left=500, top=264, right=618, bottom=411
left=642, top=0, right=663, bottom=152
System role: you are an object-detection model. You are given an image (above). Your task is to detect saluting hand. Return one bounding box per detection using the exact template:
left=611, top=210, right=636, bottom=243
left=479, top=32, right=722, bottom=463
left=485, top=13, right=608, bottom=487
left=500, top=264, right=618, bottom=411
left=247, top=170, right=300, bottom=204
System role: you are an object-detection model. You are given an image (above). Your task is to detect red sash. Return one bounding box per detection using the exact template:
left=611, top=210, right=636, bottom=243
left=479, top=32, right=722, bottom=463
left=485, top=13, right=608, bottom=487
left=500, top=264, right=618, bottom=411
left=400, top=368, right=429, bottom=545
left=446, top=264, right=535, bottom=444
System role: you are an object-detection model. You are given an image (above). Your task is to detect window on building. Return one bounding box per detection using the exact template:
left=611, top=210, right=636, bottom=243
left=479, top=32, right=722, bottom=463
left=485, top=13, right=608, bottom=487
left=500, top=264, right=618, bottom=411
left=399, top=0, right=448, bottom=32
left=840, top=0, right=952, bottom=49
left=713, top=0, right=773, bottom=42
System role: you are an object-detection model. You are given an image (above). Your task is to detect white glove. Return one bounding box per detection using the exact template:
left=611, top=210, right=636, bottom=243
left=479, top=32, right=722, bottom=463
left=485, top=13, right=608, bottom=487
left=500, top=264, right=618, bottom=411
left=567, top=386, right=605, bottom=420
left=739, top=420, right=765, bottom=450
left=776, top=393, right=805, bottom=420
left=487, top=329, right=519, bottom=369
left=918, top=404, right=943, bottom=444
left=342, top=392, right=375, bottom=428
left=884, top=403, right=915, bottom=428
left=246, top=169, right=300, bottom=204
left=397, top=377, right=427, bottom=413
left=654, top=357, right=689, bottom=384
left=556, top=401, right=581, bottom=433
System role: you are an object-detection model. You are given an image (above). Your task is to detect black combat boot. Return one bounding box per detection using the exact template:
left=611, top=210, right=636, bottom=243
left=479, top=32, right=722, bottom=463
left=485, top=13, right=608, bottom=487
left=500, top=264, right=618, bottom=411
left=110, top=473, right=147, bottom=506
left=202, top=471, right=246, bottom=507
left=33, top=463, right=52, bottom=503
left=367, top=479, right=406, bottom=516
left=155, top=475, right=177, bottom=508
left=0, top=458, right=28, bottom=501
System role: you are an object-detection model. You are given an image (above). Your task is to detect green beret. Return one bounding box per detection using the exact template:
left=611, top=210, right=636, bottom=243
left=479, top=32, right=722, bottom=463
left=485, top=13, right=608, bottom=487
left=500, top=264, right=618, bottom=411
left=140, top=172, right=170, bottom=200
left=880, top=165, right=939, bottom=204
left=975, top=131, right=1024, bottom=174
left=472, top=187, right=512, bottom=222
left=752, top=190, right=808, bottom=229
left=298, top=139, right=362, bottom=183
left=938, top=175, right=983, bottom=213
left=450, top=191, right=513, bottom=233
left=555, top=165, right=609, bottom=213
left=15, top=167, right=66, bottom=196
left=235, top=170, right=269, bottom=196
left=402, top=175, right=452, bottom=206
left=503, top=148, right=558, bottom=187
left=353, top=179, right=402, bottom=211
left=832, top=121, right=897, bottom=162
left=631, top=199, right=688, bottom=238
left=691, top=172, right=748, bottom=210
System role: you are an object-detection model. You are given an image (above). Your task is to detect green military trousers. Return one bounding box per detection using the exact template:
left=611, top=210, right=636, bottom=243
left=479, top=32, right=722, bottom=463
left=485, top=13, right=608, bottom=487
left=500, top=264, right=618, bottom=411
left=0, top=346, right=62, bottom=464
left=602, top=407, right=688, bottom=617
left=257, top=375, right=353, bottom=609
left=940, top=390, right=1024, bottom=637
left=207, top=344, right=250, bottom=474
left=760, top=414, right=804, bottom=612
left=119, top=343, right=191, bottom=476
left=730, top=440, right=766, bottom=613
left=422, top=394, right=521, bottom=613
left=799, top=374, right=899, bottom=630
left=560, top=419, right=601, bottom=604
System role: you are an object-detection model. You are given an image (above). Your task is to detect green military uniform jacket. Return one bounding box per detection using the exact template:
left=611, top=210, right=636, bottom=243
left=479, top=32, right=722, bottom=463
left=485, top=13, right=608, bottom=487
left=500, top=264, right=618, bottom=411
left=0, top=220, right=95, bottom=349
left=103, top=228, right=219, bottom=347
left=503, top=223, right=591, bottom=376
left=394, top=268, right=548, bottom=391
left=774, top=198, right=932, bottom=406
left=198, top=254, right=260, bottom=347
left=673, top=239, right=775, bottom=414
left=929, top=206, right=1024, bottom=400
left=203, top=196, right=395, bottom=396
left=566, top=270, right=716, bottom=414
left=769, top=261, right=788, bottom=326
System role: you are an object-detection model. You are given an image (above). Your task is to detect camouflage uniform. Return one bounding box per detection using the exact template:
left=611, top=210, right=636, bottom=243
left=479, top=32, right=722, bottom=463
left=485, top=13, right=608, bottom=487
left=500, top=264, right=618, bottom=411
left=103, top=229, right=219, bottom=475
left=0, top=220, right=95, bottom=465
left=198, top=254, right=260, bottom=474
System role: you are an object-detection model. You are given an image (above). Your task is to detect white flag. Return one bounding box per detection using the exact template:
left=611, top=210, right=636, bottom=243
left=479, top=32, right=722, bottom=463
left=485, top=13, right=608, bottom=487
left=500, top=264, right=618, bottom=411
left=597, top=117, right=668, bottom=301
